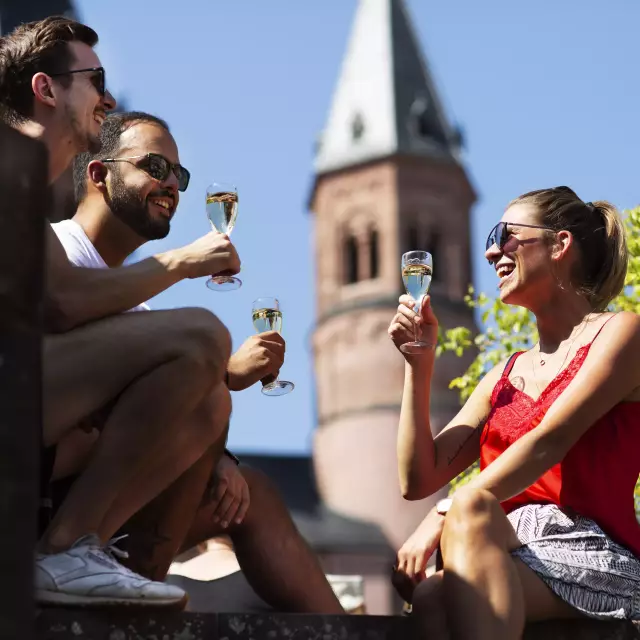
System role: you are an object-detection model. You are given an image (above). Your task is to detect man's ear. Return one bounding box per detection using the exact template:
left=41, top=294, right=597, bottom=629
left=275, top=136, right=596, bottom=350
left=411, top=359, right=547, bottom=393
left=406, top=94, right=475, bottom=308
left=550, top=229, right=573, bottom=262
left=32, top=72, right=57, bottom=108
left=87, top=160, right=108, bottom=191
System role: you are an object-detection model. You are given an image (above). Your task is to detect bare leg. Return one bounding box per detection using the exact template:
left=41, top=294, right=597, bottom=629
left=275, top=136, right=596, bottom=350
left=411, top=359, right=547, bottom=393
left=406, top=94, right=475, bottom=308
left=41, top=311, right=231, bottom=553
left=440, top=489, right=583, bottom=640
left=95, top=389, right=230, bottom=544
left=119, top=445, right=221, bottom=582
left=412, top=572, right=449, bottom=640
left=51, top=428, right=100, bottom=481
left=43, top=308, right=228, bottom=446
left=181, top=467, right=343, bottom=614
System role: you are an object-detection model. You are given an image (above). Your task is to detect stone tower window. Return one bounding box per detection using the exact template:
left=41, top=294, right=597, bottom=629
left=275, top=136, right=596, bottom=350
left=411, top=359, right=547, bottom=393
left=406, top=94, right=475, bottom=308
left=351, top=113, right=365, bottom=142
left=409, top=97, right=430, bottom=139
left=344, top=234, right=359, bottom=284
left=369, top=228, right=379, bottom=279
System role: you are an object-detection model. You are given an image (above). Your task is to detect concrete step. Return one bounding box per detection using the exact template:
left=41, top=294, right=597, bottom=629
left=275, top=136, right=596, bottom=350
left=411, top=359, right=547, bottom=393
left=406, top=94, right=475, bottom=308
left=36, top=608, right=640, bottom=639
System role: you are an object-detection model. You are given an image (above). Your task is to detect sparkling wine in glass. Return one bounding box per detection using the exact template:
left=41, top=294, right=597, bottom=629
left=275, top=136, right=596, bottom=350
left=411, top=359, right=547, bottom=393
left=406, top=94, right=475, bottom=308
left=400, top=250, right=433, bottom=354
left=252, top=297, right=295, bottom=397
left=206, top=181, right=241, bottom=291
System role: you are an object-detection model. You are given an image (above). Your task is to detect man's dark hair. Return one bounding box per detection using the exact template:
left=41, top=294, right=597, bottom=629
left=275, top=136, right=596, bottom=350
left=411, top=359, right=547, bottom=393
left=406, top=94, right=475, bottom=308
left=73, top=111, right=170, bottom=202
left=0, top=16, right=98, bottom=124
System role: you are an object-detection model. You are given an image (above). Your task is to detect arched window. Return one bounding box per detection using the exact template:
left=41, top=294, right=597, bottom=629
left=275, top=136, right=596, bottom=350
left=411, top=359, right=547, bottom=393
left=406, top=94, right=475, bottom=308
left=369, top=228, right=379, bottom=279
left=344, top=235, right=359, bottom=284
left=351, top=113, right=365, bottom=142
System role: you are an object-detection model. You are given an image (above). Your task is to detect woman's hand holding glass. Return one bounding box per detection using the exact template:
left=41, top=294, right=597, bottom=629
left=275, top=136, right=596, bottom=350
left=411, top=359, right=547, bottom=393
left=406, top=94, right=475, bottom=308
left=388, top=294, right=439, bottom=360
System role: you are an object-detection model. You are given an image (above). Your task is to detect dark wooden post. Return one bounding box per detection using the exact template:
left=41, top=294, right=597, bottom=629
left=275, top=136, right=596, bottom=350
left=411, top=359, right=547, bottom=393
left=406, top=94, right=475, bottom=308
left=0, top=122, right=48, bottom=640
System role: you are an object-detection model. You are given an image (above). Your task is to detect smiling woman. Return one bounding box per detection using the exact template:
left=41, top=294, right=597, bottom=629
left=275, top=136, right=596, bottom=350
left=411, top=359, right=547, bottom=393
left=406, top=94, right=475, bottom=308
left=388, top=186, right=640, bottom=640
left=494, top=187, right=627, bottom=312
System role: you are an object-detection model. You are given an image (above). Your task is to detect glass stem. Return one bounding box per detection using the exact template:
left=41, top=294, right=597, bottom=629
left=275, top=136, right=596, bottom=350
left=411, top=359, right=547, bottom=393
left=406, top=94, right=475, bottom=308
left=413, top=299, right=422, bottom=343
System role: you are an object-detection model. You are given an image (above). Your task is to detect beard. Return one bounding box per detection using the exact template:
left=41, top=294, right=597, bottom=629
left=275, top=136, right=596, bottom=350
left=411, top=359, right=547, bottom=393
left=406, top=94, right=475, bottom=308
left=65, top=101, right=102, bottom=154
left=108, top=169, right=171, bottom=240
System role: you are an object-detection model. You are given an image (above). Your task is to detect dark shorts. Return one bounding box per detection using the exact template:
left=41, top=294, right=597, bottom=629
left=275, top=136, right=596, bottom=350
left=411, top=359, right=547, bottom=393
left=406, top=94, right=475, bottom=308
left=165, top=571, right=272, bottom=613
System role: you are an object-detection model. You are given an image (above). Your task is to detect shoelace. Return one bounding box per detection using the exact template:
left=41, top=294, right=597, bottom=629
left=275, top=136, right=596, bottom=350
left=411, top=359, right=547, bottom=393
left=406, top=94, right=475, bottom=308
left=102, top=534, right=130, bottom=561
left=83, top=534, right=152, bottom=581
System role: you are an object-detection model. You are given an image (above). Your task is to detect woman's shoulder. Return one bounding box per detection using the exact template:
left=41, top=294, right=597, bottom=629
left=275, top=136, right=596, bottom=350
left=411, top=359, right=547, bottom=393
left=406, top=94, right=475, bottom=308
left=592, top=311, right=640, bottom=347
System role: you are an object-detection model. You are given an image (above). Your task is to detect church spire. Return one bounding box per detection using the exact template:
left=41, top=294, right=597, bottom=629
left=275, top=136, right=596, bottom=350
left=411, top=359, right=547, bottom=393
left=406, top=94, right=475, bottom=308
left=315, top=0, right=460, bottom=175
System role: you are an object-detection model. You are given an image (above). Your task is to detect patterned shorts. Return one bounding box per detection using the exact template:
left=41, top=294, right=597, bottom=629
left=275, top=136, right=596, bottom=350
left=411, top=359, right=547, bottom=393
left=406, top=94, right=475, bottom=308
left=508, top=504, right=640, bottom=620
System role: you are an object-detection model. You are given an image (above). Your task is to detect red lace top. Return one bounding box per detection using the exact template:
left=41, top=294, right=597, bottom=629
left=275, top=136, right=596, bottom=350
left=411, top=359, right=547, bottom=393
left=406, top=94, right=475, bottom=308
left=480, top=341, right=640, bottom=558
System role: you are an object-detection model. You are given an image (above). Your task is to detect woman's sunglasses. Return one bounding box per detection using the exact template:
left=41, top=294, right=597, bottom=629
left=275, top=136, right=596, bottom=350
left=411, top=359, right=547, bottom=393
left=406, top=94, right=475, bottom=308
left=485, top=222, right=553, bottom=263
left=49, top=67, right=106, bottom=97
left=102, top=153, right=191, bottom=192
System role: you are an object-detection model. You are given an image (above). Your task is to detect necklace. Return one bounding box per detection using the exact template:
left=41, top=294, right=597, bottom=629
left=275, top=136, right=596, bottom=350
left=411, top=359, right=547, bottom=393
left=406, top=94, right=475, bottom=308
left=531, top=315, right=592, bottom=394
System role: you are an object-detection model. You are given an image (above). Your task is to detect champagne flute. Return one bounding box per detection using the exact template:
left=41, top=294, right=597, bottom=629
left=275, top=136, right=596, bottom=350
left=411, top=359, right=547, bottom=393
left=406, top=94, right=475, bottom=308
left=206, top=181, right=241, bottom=291
left=252, top=297, right=295, bottom=397
left=400, top=250, right=433, bottom=354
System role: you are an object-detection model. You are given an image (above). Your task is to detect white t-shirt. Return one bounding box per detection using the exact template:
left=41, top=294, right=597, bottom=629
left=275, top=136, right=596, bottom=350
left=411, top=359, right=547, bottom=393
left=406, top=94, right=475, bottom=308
left=51, top=219, right=150, bottom=313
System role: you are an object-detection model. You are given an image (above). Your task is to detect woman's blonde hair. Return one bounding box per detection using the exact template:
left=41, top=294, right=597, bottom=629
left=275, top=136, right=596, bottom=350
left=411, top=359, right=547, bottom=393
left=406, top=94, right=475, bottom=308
left=509, top=186, right=627, bottom=311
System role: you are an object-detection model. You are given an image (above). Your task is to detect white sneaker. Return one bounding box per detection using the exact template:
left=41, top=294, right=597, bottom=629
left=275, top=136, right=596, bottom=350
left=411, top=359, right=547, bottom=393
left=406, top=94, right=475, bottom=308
left=35, top=534, right=187, bottom=608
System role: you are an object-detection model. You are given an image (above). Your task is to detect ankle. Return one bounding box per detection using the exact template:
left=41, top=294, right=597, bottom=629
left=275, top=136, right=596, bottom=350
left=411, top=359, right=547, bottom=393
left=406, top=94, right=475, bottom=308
left=39, top=528, right=92, bottom=555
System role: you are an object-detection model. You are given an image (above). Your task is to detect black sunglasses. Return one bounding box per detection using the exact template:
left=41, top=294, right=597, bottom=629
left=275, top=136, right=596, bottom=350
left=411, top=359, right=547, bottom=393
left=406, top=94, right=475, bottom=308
left=49, top=66, right=106, bottom=97
left=485, top=221, right=553, bottom=263
left=102, top=153, right=191, bottom=192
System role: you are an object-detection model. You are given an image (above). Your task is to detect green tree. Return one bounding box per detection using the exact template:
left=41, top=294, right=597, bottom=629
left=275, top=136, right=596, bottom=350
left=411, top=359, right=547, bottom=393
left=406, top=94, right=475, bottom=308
left=438, top=207, right=640, bottom=518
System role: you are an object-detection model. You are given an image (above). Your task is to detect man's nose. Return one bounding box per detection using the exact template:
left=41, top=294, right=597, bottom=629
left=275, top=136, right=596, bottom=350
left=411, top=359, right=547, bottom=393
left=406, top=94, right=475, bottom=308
left=163, top=170, right=180, bottom=196
left=103, top=89, right=117, bottom=112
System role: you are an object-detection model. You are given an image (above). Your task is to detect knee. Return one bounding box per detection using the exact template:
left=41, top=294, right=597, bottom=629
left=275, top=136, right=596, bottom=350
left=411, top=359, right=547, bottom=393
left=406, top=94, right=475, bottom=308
left=176, top=308, right=232, bottom=380
left=237, top=466, right=286, bottom=524
left=443, top=488, right=500, bottom=543
left=412, top=571, right=444, bottom=613
left=192, top=384, right=232, bottom=442
left=241, top=466, right=279, bottom=501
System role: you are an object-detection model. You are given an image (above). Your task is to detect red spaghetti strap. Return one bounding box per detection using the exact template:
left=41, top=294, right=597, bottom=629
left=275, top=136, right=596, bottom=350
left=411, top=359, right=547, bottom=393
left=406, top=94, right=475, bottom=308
left=502, top=351, right=524, bottom=378
left=590, top=313, right=619, bottom=344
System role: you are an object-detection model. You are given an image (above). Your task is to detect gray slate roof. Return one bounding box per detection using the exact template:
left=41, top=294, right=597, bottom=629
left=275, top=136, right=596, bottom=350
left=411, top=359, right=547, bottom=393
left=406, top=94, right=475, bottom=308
left=315, top=0, right=461, bottom=175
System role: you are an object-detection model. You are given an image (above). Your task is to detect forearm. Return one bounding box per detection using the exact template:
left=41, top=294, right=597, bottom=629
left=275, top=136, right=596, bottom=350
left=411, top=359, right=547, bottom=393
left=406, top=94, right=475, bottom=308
left=397, top=355, right=437, bottom=499
left=458, top=429, right=562, bottom=503
left=48, top=250, right=184, bottom=330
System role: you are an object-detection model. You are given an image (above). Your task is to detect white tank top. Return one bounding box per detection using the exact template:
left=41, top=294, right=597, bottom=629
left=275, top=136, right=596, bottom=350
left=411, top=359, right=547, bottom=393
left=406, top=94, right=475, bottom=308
left=51, top=219, right=150, bottom=313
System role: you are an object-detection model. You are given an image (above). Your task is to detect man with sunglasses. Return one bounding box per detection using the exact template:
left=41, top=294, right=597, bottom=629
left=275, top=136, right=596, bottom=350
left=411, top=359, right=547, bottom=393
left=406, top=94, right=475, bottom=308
left=49, top=110, right=343, bottom=614
left=1, top=18, right=241, bottom=608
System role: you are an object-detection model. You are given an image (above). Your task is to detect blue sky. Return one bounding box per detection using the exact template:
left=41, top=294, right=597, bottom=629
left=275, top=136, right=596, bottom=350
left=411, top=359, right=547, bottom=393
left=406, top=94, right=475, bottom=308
left=75, top=0, right=640, bottom=454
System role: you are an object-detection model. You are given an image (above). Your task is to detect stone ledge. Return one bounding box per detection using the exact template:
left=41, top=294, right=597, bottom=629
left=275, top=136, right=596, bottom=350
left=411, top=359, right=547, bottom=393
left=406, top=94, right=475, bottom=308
left=524, top=619, right=640, bottom=640
left=36, top=609, right=409, bottom=639
left=36, top=608, right=640, bottom=639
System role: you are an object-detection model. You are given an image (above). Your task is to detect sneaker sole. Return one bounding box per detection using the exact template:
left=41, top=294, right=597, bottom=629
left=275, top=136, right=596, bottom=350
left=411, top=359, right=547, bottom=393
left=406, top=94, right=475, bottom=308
left=36, top=590, right=188, bottom=610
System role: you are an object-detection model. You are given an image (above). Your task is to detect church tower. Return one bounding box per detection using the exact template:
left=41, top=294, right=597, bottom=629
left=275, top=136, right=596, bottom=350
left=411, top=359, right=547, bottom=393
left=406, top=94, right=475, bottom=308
left=310, top=0, right=477, bottom=550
